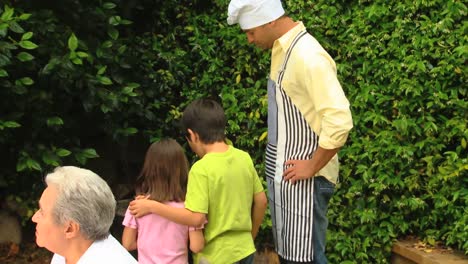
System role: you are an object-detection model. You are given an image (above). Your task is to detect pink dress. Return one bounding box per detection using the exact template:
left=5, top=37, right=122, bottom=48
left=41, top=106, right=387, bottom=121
left=123, top=201, right=190, bottom=264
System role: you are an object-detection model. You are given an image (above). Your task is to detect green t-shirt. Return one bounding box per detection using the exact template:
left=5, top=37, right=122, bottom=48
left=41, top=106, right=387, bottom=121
left=185, top=145, right=264, bottom=263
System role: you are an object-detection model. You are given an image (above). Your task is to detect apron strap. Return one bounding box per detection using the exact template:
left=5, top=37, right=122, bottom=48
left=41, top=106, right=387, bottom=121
left=277, top=30, right=308, bottom=85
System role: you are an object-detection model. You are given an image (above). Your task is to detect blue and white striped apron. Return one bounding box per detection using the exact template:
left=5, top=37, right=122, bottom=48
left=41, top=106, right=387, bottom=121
left=265, top=30, right=319, bottom=262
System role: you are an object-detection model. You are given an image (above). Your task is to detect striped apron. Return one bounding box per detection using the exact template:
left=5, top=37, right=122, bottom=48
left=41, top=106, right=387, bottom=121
left=265, top=30, right=319, bottom=262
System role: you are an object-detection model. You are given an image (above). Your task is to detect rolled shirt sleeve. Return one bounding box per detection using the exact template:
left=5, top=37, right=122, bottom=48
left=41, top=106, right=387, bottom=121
left=299, top=51, right=353, bottom=149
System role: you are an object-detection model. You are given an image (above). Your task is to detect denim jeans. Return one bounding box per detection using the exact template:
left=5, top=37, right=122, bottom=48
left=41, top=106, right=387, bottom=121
left=235, top=253, right=255, bottom=264
left=279, top=176, right=335, bottom=264
left=279, top=255, right=313, bottom=264
left=312, top=176, right=335, bottom=264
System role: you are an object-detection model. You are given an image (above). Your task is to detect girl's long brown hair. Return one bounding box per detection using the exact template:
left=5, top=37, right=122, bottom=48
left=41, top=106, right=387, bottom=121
left=135, top=138, right=189, bottom=202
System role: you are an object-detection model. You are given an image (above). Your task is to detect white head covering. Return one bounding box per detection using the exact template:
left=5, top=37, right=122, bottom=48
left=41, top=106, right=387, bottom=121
left=227, top=0, right=285, bottom=30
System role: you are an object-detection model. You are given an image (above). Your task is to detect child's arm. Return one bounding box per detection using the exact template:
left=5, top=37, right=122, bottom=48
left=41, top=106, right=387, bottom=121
left=129, top=199, right=206, bottom=227
left=122, top=226, right=137, bottom=251
left=189, top=229, right=205, bottom=253
left=251, top=191, right=268, bottom=239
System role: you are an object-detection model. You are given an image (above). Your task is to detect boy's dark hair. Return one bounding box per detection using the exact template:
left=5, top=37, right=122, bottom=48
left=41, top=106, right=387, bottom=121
left=181, top=98, right=226, bottom=144
left=135, top=138, right=188, bottom=202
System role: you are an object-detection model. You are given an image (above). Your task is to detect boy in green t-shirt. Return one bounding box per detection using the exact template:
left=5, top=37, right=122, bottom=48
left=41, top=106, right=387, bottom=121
left=129, top=98, right=268, bottom=264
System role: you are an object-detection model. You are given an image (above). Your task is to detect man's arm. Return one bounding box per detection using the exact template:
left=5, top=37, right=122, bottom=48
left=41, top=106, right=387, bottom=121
left=129, top=199, right=206, bottom=227
left=251, top=191, right=268, bottom=239
left=283, top=147, right=340, bottom=184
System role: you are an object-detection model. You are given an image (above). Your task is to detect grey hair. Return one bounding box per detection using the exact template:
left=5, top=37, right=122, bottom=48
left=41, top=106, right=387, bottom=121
left=45, top=166, right=116, bottom=241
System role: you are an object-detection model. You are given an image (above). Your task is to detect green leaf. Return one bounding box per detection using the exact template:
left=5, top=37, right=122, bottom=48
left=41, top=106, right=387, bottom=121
left=21, top=31, right=33, bottom=40
left=68, top=33, right=78, bottom=51
left=108, top=16, right=121, bottom=26
left=68, top=51, right=76, bottom=59
left=1, top=6, right=14, bottom=20
left=9, top=21, right=24, bottom=33
left=17, top=51, right=34, bottom=62
left=98, top=76, right=113, bottom=85
left=42, top=153, right=59, bottom=166
left=120, top=19, right=133, bottom=25
left=125, top=127, right=138, bottom=135
left=107, top=28, right=119, bottom=40
left=101, top=41, right=113, bottom=48
left=122, top=86, right=134, bottom=94
left=76, top=51, right=88, bottom=58
left=100, top=105, right=110, bottom=113
left=56, top=148, right=71, bottom=157
left=18, top=77, right=34, bottom=85
left=19, top=13, right=32, bottom=20
left=16, top=161, right=27, bottom=172
left=125, top=82, right=140, bottom=89
left=103, top=2, right=117, bottom=9
left=3, top=121, right=21, bottom=128
left=117, top=45, right=127, bottom=54
left=0, top=54, right=11, bottom=66
left=82, top=148, right=99, bottom=158
left=12, top=85, right=27, bottom=94
left=18, top=40, right=38, bottom=50
left=74, top=148, right=99, bottom=165
left=42, top=58, right=59, bottom=74
left=95, top=48, right=104, bottom=58
left=71, top=57, right=82, bottom=65
left=122, top=83, right=140, bottom=95
left=75, top=154, right=86, bottom=165
left=97, top=65, right=107, bottom=75
left=26, top=159, right=42, bottom=171
left=0, top=69, right=8, bottom=77
left=259, top=131, right=267, bottom=142
left=46, top=117, right=64, bottom=126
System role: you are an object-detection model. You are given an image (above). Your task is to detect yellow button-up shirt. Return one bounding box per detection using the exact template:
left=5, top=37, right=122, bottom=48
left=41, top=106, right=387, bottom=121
left=270, top=22, right=353, bottom=183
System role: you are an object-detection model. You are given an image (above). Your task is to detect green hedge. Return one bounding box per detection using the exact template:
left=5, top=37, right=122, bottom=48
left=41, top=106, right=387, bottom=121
left=316, top=1, right=467, bottom=262
left=0, top=0, right=466, bottom=262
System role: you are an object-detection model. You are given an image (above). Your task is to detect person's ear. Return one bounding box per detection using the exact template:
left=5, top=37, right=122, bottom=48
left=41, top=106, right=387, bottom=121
left=187, top=129, right=198, bottom=142
left=64, top=221, right=80, bottom=239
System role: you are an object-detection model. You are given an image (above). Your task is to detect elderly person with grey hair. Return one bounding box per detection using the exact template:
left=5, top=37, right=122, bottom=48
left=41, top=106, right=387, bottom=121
left=32, top=166, right=137, bottom=264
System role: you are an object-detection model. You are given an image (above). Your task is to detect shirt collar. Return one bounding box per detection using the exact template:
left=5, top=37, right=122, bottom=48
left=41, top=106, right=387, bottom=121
left=273, top=21, right=306, bottom=52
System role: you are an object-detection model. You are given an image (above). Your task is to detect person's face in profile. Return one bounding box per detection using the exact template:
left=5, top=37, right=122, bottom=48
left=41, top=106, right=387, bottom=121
left=32, top=185, right=67, bottom=253
left=244, top=22, right=276, bottom=50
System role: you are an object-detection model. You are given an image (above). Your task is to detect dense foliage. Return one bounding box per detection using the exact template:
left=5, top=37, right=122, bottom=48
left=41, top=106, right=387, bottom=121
left=0, top=0, right=466, bottom=262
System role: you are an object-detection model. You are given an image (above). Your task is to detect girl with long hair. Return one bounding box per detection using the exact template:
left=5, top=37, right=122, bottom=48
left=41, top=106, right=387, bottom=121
left=122, top=138, right=204, bottom=263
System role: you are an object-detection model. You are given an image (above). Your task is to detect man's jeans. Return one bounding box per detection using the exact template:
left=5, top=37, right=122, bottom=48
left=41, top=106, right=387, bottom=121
left=279, top=176, right=335, bottom=264
left=235, top=253, right=255, bottom=264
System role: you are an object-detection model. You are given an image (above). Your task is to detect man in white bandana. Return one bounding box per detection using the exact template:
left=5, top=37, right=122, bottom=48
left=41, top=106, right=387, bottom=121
left=227, top=1, right=353, bottom=263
